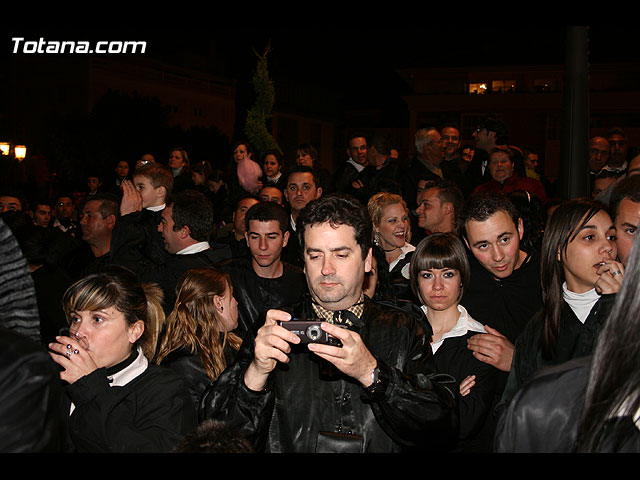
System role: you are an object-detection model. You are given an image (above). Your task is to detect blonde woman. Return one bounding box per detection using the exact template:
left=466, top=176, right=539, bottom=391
left=155, top=268, right=242, bottom=406
left=367, top=192, right=415, bottom=300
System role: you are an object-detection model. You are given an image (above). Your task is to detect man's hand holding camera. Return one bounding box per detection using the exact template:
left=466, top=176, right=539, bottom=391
left=244, top=309, right=377, bottom=391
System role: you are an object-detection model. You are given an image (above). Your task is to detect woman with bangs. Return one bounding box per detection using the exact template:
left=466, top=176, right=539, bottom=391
left=409, top=233, right=499, bottom=452
left=155, top=268, right=242, bottom=406
left=48, top=265, right=196, bottom=453
left=499, top=198, right=624, bottom=412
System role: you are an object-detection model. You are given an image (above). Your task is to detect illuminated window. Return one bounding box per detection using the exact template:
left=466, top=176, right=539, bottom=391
left=469, top=83, right=488, bottom=95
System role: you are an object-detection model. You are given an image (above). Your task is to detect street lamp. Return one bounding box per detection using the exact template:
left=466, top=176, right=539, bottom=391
left=0, top=142, right=27, bottom=161
left=14, top=145, right=26, bottom=160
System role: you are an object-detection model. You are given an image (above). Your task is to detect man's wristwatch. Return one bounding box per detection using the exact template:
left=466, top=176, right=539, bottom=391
left=364, top=364, right=383, bottom=394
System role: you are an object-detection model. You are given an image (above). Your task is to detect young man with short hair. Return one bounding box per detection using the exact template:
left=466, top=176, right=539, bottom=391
left=219, top=201, right=307, bottom=339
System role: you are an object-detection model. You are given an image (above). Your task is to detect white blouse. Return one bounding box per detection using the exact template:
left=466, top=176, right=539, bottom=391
left=421, top=304, right=486, bottom=354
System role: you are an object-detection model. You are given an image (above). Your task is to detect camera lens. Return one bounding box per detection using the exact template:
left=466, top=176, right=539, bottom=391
left=306, top=325, right=321, bottom=341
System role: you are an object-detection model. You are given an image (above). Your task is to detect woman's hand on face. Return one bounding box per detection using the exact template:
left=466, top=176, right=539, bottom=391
left=49, top=335, right=98, bottom=384
left=595, top=260, right=625, bottom=295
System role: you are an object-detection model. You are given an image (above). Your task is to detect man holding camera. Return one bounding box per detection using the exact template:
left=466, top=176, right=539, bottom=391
left=201, top=194, right=457, bottom=452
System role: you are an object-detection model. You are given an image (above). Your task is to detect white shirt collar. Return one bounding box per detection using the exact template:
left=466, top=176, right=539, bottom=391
left=422, top=304, right=486, bottom=354
left=176, top=241, right=210, bottom=255
left=347, top=157, right=365, bottom=173
left=108, top=346, right=149, bottom=387
left=146, top=203, right=165, bottom=212
left=388, top=243, right=416, bottom=271
left=267, top=172, right=282, bottom=182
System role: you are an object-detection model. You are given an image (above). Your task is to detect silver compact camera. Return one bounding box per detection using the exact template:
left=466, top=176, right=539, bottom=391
left=278, top=319, right=342, bottom=346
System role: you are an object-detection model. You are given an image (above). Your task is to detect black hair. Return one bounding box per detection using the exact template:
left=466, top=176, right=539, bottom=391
left=286, top=165, right=320, bottom=188
left=167, top=190, right=214, bottom=242
left=457, top=193, right=521, bottom=240
left=83, top=192, right=120, bottom=219
left=244, top=201, right=289, bottom=234
left=296, top=193, right=372, bottom=260
left=539, top=198, right=606, bottom=360
left=609, top=175, right=640, bottom=221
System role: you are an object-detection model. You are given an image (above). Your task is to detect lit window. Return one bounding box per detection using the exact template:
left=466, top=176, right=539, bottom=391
left=469, top=83, right=488, bottom=95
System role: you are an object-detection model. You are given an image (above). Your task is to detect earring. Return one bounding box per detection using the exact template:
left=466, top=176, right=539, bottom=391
left=374, top=231, right=380, bottom=247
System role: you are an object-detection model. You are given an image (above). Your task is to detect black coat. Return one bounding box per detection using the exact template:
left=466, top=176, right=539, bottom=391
left=109, top=208, right=172, bottom=268
left=461, top=253, right=542, bottom=346
left=433, top=331, right=499, bottom=452
left=0, top=326, right=62, bottom=452
left=200, top=296, right=458, bottom=453
left=160, top=343, right=239, bottom=408
left=219, top=257, right=307, bottom=340
left=119, top=244, right=231, bottom=313
left=61, top=351, right=197, bottom=453
left=495, top=355, right=640, bottom=452
left=498, top=294, right=617, bottom=415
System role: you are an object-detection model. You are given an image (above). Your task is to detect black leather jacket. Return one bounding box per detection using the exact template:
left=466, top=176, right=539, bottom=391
left=495, top=356, right=640, bottom=452
left=200, top=296, right=458, bottom=453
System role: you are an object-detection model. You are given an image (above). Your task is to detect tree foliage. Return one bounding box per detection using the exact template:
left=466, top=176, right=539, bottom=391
left=243, top=43, right=281, bottom=159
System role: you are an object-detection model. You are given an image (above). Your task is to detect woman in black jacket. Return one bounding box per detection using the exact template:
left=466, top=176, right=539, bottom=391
left=155, top=267, right=242, bottom=407
left=409, top=232, right=499, bottom=452
left=48, top=265, right=197, bottom=453
left=496, top=208, right=640, bottom=453
left=498, top=198, right=624, bottom=413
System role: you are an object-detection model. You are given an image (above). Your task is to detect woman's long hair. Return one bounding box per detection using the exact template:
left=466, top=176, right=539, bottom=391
left=154, top=268, right=241, bottom=381
left=573, top=219, right=640, bottom=452
left=538, top=198, right=606, bottom=360
left=62, top=265, right=165, bottom=360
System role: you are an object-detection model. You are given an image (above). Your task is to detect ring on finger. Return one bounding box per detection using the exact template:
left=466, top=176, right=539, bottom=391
left=612, top=270, right=622, bottom=276
left=73, top=349, right=80, bottom=355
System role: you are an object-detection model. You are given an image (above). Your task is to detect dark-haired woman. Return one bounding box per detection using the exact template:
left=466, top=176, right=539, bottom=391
left=496, top=204, right=640, bottom=452
left=498, top=198, right=624, bottom=413
left=409, top=233, right=499, bottom=452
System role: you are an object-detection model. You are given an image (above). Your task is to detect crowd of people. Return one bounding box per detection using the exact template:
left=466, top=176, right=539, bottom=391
left=1, top=115, right=639, bottom=453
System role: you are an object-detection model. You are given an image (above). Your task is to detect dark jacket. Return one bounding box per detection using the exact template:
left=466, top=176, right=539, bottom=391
left=118, top=243, right=232, bottom=313
left=160, top=343, right=240, bottom=408
left=348, top=159, right=402, bottom=204
left=219, top=257, right=307, bottom=340
left=0, top=326, right=62, bottom=452
left=495, top=355, right=640, bottom=453
left=61, top=350, right=197, bottom=453
left=199, top=296, right=458, bottom=453
left=498, top=294, right=617, bottom=415
left=433, top=331, right=499, bottom=452
left=462, top=253, right=542, bottom=346
left=109, top=208, right=172, bottom=268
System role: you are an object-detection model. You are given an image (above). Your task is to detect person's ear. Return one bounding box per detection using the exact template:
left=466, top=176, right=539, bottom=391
left=128, top=320, right=145, bottom=344
left=517, top=217, right=524, bottom=241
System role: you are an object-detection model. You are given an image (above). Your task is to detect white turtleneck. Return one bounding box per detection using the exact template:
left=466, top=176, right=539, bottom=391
left=562, top=282, right=600, bottom=324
